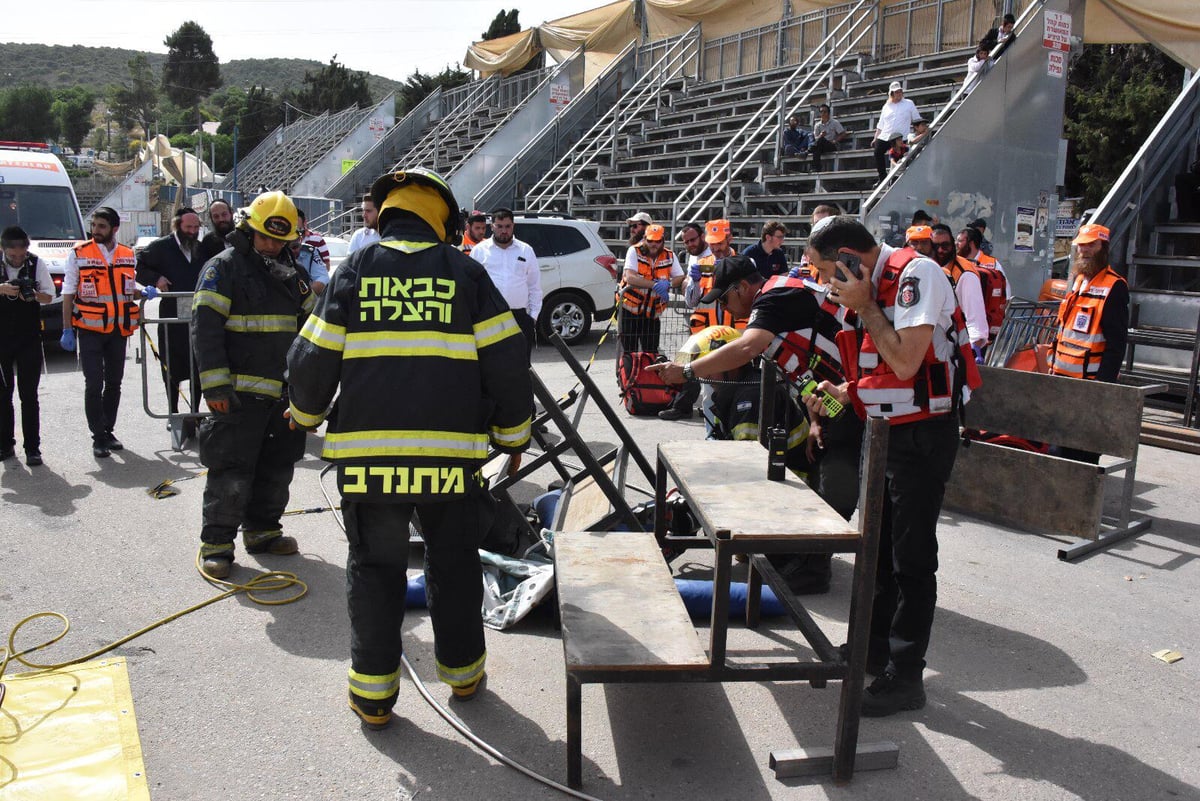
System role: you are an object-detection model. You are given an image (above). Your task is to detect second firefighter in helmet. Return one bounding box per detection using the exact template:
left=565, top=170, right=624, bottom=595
left=191, top=190, right=315, bottom=579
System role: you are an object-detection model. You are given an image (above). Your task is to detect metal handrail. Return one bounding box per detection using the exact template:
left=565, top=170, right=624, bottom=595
left=448, top=48, right=584, bottom=179
left=401, top=75, right=501, bottom=172
left=670, top=0, right=875, bottom=230
left=524, top=25, right=703, bottom=213
left=860, top=0, right=1045, bottom=218
left=324, top=87, right=446, bottom=203
left=473, top=42, right=637, bottom=210
left=1091, top=69, right=1200, bottom=245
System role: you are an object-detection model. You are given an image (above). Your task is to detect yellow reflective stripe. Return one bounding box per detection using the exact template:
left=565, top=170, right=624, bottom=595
left=288, top=402, right=325, bottom=429
left=200, top=367, right=232, bottom=390
left=347, top=667, right=400, bottom=700
left=731, top=422, right=759, bottom=441
left=323, top=429, right=488, bottom=460
left=474, top=312, right=520, bottom=349
left=224, top=314, right=298, bottom=333
left=379, top=240, right=438, bottom=254
left=343, top=330, right=477, bottom=360
left=299, top=314, right=347, bottom=352
left=232, top=374, right=284, bottom=397
left=193, top=290, right=231, bottom=316
left=301, top=292, right=316, bottom=313
left=490, top=417, right=531, bottom=447
left=437, top=652, right=486, bottom=687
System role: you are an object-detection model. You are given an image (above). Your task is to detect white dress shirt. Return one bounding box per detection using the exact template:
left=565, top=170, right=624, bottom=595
left=348, top=227, right=380, bottom=254
left=470, top=236, right=542, bottom=319
left=3, top=254, right=54, bottom=298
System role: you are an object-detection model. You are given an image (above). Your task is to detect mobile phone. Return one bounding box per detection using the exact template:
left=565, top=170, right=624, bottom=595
left=834, top=253, right=862, bottom=281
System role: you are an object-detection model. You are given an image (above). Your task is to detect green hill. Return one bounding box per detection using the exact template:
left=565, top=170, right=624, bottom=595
left=0, top=43, right=403, bottom=101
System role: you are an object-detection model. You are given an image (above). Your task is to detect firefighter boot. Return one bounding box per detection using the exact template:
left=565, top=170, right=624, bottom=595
left=349, top=692, right=392, bottom=731
left=245, top=533, right=299, bottom=555
left=202, top=556, right=233, bottom=579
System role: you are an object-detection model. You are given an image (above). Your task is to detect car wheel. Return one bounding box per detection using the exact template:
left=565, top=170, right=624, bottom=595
left=538, top=291, right=592, bottom=345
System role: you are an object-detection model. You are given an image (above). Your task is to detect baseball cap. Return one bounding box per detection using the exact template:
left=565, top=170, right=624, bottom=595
left=1072, top=223, right=1110, bottom=245
left=627, top=212, right=653, bottom=225
left=644, top=224, right=665, bottom=241
left=905, top=225, right=933, bottom=241
left=889, top=81, right=903, bottom=93
left=698, top=255, right=760, bottom=303
left=704, top=218, right=731, bottom=244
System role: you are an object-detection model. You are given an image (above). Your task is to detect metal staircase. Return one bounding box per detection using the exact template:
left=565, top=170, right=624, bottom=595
left=523, top=25, right=703, bottom=215
left=473, top=42, right=637, bottom=211
left=670, top=0, right=875, bottom=232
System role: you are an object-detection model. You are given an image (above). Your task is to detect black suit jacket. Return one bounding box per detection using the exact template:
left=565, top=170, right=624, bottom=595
left=136, top=234, right=203, bottom=317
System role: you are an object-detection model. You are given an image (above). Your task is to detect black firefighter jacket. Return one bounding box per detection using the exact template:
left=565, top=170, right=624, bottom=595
left=191, top=230, right=316, bottom=403
left=285, top=216, right=533, bottom=504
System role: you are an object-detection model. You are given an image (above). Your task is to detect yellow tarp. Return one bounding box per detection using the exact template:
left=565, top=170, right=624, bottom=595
left=1086, top=0, right=1200, bottom=70
left=465, top=0, right=1200, bottom=75
left=0, top=658, right=150, bottom=801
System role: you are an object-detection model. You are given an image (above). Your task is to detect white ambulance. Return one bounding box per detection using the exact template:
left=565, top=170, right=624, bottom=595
left=0, top=144, right=88, bottom=335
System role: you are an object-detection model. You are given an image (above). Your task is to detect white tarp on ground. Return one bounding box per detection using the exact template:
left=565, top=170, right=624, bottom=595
left=465, top=0, right=1200, bottom=76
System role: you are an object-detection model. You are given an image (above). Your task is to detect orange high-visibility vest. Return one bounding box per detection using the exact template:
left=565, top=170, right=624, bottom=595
left=71, top=240, right=140, bottom=336
left=1049, top=266, right=1125, bottom=380
left=619, top=247, right=675, bottom=318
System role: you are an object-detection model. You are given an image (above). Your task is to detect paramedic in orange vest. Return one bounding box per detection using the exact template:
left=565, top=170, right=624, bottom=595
left=929, top=224, right=988, bottom=352
left=460, top=210, right=487, bottom=255
left=1048, top=223, right=1129, bottom=461
left=60, top=206, right=155, bottom=458
left=617, top=223, right=682, bottom=354
left=806, top=216, right=980, bottom=718
left=659, top=222, right=713, bottom=421
left=956, top=226, right=1008, bottom=342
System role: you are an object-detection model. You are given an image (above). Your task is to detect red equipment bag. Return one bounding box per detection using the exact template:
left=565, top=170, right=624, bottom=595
left=618, top=351, right=678, bottom=415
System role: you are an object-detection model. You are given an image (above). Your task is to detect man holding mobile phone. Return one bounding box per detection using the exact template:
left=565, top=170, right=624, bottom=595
left=804, top=216, right=980, bottom=718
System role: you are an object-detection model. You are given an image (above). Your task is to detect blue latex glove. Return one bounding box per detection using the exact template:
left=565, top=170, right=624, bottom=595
left=688, top=262, right=702, bottom=282
left=141, top=285, right=159, bottom=300
left=60, top=329, right=76, bottom=352
left=787, top=266, right=802, bottom=279
left=652, top=279, right=670, bottom=303
left=972, top=345, right=984, bottom=364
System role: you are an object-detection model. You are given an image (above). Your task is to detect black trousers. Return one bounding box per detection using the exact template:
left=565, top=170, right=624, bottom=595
left=667, top=378, right=700, bottom=413
left=159, top=321, right=201, bottom=415
left=871, top=137, right=892, bottom=180
left=0, top=333, right=42, bottom=454
left=512, top=308, right=536, bottom=359
left=618, top=309, right=661, bottom=354
left=811, top=138, right=838, bottom=170
left=344, top=484, right=495, bottom=710
left=870, top=413, right=960, bottom=680
left=197, top=395, right=306, bottom=552
left=812, top=411, right=865, bottom=521
left=78, top=330, right=128, bottom=441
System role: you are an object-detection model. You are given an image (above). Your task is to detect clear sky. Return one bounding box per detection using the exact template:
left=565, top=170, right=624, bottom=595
left=4, top=0, right=607, bottom=81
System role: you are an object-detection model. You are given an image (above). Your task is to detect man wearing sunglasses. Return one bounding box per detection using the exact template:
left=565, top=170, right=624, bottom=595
left=929, top=224, right=988, bottom=352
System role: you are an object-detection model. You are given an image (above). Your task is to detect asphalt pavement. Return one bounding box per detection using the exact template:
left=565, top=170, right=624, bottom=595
left=2, top=328, right=1198, bottom=801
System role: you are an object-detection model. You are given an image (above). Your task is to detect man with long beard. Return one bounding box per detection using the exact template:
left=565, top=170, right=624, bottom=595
left=137, top=207, right=205, bottom=433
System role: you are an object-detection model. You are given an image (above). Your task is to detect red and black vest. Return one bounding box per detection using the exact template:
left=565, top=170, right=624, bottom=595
left=848, top=247, right=981, bottom=424
left=758, top=275, right=855, bottom=390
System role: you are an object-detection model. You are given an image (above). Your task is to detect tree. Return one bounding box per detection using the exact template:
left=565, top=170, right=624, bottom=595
left=111, top=55, right=159, bottom=135
left=1064, top=44, right=1185, bottom=208
left=227, top=85, right=284, bottom=160
left=162, top=21, right=221, bottom=109
left=398, top=65, right=470, bottom=116
left=52, top=87, right=95, bottom=151
left=0, top=86, right=56, bottom=141
left=293, top=57, right=373, bottom=114
left=482, top=9, right=521, bottom=40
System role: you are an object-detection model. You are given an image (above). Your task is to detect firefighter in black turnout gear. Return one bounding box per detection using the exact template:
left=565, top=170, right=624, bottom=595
left=191, top=191, right=316, bottom=579
left=286, top=169, right=533, bottom=729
